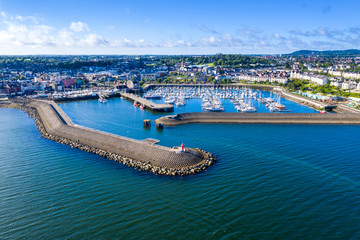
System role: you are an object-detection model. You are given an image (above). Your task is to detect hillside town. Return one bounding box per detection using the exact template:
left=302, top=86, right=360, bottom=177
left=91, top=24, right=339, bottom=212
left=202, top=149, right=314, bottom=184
left=1, top=54, right=360, bottom=110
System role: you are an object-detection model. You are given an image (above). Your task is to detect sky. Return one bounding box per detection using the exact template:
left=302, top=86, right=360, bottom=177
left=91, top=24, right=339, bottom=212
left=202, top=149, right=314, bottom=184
left=0, top=0, right=359, bottom=55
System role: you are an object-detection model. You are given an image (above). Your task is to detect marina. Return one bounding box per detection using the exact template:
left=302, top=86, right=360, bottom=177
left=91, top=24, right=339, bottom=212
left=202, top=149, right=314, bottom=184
left=143, top=86, right=308, bottom=113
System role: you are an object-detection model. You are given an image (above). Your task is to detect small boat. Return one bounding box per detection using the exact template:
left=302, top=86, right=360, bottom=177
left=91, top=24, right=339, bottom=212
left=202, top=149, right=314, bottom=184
left=165, top=96, right=176, bottom=104
left=269, top=105, right=280, bottom=112
left=203, top=105, right=224, bottom=112
left=98, top=95, right=108, bottom=103
left=145, top=94, right=161, bottom=99
left=140, top=104, right=145, bottom=109
left=133, top=101, right=140, bottom=107
left=275, top=103, right=286, bottom=109
left=175, top=98, right=186, bottom=106
left=275, top=96, right=286, bottom=109
left=242, top=106, right=257, bottom=112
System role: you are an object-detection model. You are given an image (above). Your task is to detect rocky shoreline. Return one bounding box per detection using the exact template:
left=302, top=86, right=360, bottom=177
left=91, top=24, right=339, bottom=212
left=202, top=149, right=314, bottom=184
left=1, top=100, right=217, bottom=176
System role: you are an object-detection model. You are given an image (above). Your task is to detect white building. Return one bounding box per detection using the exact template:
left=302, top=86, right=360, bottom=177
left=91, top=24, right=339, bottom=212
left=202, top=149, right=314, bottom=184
left=311, top=76, right=328, bottom=85
left=290, top=72, right=328, bottom=85
left=341, top=82, right=355, bottom=90
left=327, top=70, right=360, bottom=79
left=330, top=81, right=341, bottom=88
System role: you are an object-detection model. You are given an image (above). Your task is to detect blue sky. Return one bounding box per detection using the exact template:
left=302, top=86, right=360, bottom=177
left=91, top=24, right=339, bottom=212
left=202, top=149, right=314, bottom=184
left=0, top=0, right=359, bottom=55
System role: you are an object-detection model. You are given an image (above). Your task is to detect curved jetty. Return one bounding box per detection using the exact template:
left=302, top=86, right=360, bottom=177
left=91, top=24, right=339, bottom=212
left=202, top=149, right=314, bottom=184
left=14, top=100, right=215, bottom=176
left=155, top=112, right=360, bottom=126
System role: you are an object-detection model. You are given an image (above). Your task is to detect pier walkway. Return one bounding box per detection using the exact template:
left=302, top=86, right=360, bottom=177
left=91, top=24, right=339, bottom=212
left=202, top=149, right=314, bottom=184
left=121, top=93, right=174, bottom=112
left=155, top=112, right=360, bottom=126
left=28, top=100, right=206, bottom=170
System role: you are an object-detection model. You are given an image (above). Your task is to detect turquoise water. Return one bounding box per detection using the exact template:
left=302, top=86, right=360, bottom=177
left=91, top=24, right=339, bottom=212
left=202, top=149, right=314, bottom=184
left=1, top=97, right=359, bottom=239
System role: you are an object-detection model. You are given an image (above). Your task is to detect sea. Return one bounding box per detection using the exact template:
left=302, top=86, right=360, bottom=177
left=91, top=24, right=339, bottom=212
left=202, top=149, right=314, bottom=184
left=1, top=91, right=359, bottom=239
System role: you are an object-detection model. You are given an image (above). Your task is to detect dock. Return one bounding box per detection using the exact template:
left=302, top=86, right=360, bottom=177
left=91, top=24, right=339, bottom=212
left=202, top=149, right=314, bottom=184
left=121, top=93, right=174, bottom=112
left=24, top=100, right=215, bottom=175
left=155, top=112, right=360, bottom=126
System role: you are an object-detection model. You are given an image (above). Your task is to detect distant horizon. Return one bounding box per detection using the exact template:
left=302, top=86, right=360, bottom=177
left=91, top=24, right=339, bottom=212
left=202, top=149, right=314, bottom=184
left=0, top=48, right=359, bottom=57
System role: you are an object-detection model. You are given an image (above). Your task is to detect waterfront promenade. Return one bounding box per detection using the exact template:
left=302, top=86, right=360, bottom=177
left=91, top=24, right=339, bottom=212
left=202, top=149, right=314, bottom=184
left=120, top=93, right=174, bottom=112
left=155, top=112, right=360, bottom=126
left=24, top=100, right=214, bottom=175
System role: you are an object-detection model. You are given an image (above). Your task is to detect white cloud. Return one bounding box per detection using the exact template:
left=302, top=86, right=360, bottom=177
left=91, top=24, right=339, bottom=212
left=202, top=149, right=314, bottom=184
left=162, top=40, right=192, bottom=48
left=58, top=30, right=76, bottom=47
left=0, top=13, right=109, bottom=49
left=197, top=34, right=243, bottom=48
left=82, top=34, right=109, bottom=46
left=119, top=38, right=159, bottom=48
left=70, top=21, right=90, bottom=32
left=1, top=11, right=360, bottom=54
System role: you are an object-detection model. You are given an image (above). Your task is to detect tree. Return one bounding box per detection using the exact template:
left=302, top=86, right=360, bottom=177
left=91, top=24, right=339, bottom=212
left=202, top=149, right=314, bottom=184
left=207, top=76, right=215, bottom=82
left=285, top=62, right=291, bottom=69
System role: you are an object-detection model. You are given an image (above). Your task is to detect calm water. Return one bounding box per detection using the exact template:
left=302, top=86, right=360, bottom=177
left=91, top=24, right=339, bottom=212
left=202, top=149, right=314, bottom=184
left=1, top=95, right=359, bottom=239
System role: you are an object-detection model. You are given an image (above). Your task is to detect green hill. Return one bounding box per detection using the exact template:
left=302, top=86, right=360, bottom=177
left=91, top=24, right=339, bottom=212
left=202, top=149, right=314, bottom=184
left=289, top=49, right=360, bottom=56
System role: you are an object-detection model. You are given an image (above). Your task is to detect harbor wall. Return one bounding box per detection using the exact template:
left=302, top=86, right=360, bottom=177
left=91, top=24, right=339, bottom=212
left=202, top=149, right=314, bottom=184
left=4, top=100, right=216, bottom=176
left=155, top=112, right=360, bottom=126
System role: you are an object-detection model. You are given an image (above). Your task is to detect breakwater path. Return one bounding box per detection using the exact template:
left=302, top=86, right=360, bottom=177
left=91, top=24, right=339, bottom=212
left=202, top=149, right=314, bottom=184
left=25, top=100, right=215, bottom=175
left=121, top=93, right=174, bottom=112
left=155, top=112, right=360, bottom=126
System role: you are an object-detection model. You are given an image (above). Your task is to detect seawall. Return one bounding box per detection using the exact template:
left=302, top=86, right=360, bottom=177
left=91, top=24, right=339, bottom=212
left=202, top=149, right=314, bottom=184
left=3, top=100, right=216, bottom=176
left=155, top=112, right=360, bottom=126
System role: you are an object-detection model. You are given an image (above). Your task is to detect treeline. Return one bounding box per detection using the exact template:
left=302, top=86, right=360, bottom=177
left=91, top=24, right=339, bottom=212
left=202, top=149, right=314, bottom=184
left=0, top=54, right=277, bottom=71
left=159, top=54, right=276, bottom=68
left=213, top=55, right=275, bottom=68
left=0, top=56, right=127, bottom=70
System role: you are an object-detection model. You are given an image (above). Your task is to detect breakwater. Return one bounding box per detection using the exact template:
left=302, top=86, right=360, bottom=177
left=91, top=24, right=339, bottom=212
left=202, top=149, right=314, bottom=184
left=121, top=93, right=174, bottom=112
left=155, top=112, right=360, bottom=126
left=3, top=100, right=216, bottom=176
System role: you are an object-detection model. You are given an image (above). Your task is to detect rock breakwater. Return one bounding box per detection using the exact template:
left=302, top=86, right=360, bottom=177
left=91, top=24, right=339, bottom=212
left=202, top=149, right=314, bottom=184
left=1, top=100, right=216, bottom=176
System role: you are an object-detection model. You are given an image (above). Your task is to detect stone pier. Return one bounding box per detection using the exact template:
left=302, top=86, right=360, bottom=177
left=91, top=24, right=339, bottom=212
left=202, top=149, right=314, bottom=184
left=121, top=93, right=174, bottom=112
left=21, top=100, right=215, bottom=175
left=155, top=112, right=360, bottom=126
